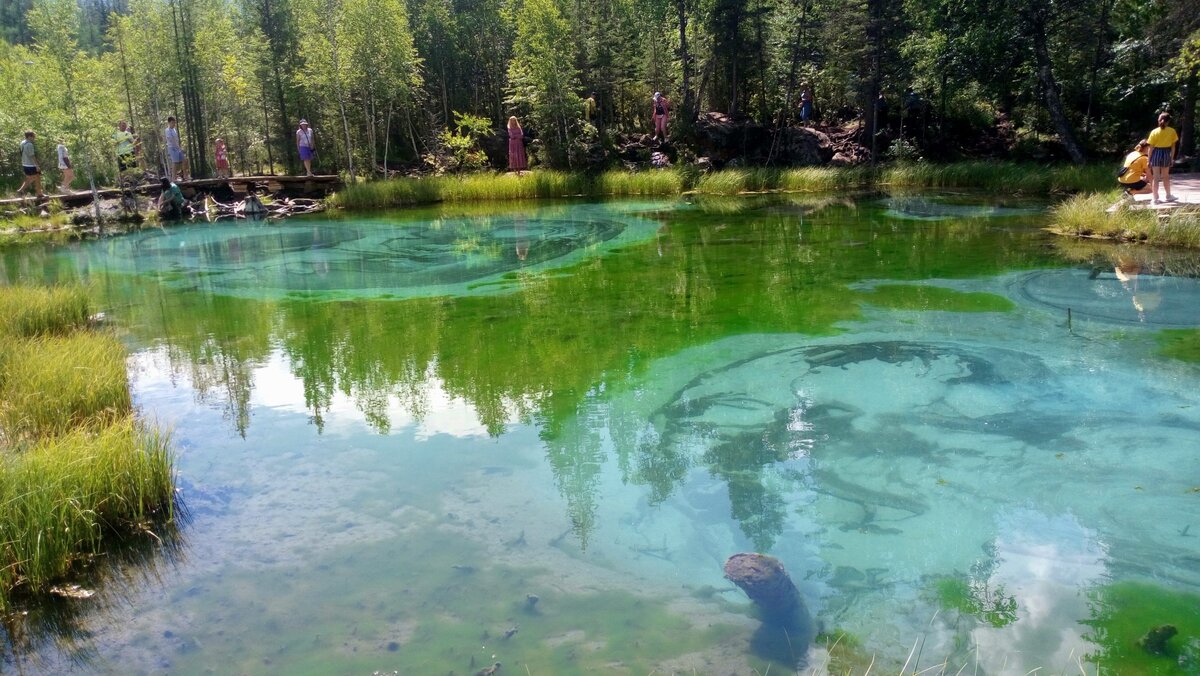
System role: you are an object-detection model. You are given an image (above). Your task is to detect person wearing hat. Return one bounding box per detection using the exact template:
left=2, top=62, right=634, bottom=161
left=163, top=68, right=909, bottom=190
left=651, top=92, right=670, bottom=143
left=296, top=119, right=316, bottom=176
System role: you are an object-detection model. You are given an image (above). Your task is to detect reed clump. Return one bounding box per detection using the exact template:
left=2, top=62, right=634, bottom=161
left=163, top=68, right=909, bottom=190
left=0, top=333, right=132, bottom=440
left=0, top=420, right=175, bottom=599
left=0, top=285, right=176, bottom=611
left=0, top=285, right=90, bottom=338
left=1049, top=191, right=1200, bottom=247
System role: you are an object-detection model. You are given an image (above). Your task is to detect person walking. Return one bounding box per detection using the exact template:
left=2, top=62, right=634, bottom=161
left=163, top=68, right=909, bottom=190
left=16, top=130, right=44, bottom=198
left=507, top=116, right=528, bottom=173
left=56, top=139, right=74, bottom=193
left=165, top=116, right=190, bottom=181
left=651, top=92, right=671, bottom=143
left=296, top=119, right=316, bottom=176
left=1145, top=112, right=1179, bottom=205
left=214, top=138, right=230, bottom=178
left=112, top=120, right=137, bottom=180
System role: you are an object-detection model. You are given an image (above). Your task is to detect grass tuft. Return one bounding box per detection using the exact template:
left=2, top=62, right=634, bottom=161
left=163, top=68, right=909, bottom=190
left=1049, top=192, right=1200, bottom=247
left=0, top=332, right=132, bottom=441
left=0, top=285, right=91, bottom=338
left=0, top=419, right=175, bottom=601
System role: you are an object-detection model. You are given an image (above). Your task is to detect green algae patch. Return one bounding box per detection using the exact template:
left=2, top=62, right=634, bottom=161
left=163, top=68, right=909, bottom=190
left=1081, top=581, right=1200, bottom=674
left=1157, top=329, right=1200, bottom=363
left=862, top=284, right=1015, bottom=313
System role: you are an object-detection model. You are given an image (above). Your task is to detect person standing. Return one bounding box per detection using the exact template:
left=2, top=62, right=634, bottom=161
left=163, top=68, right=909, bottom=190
left=16, top=130, right=44, bottom=198
left=296, top=119, right=315, bottom=176
left=56, top=139, right=74, bottom=193
left=112, top=120, right=137, bottom=179
left=651, top=92, right=670, bottom=143
left=214, top=138, right=230, bottom=179
left=799, top=87, right=814, bottom=124
left=507, top=116, right=527, bottom=173
left=1146, top=112, right=1179, bottom=205
left=165, top=116, right=190, bottom=181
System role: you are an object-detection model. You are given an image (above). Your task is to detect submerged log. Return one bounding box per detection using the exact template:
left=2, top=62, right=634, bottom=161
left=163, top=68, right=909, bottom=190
left=723, top=553, right=810, bottom=630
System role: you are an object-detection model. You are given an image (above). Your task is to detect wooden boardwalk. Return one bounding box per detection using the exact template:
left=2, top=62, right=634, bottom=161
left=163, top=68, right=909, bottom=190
left=0, top=174, right=340, bottom=210
left=1113, top=172, right=1200, bottom=212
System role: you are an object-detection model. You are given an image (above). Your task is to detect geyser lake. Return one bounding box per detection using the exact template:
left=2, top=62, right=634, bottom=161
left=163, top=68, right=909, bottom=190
left=3, top=193, right=1199, bottom=674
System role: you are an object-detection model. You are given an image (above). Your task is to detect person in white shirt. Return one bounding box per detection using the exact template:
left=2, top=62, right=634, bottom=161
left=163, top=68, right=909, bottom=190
left=296, top=119, right=315, bottom=176
left=56, top=140, right=74, bottom=193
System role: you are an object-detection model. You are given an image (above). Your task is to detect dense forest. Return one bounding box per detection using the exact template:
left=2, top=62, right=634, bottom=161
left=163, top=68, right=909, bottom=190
left=1, top=0, right=1198, bottom=183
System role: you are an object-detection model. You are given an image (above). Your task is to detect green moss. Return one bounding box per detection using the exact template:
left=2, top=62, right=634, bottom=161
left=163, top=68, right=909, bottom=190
left=815, top=629, right=877, bottom=674
left=1157, top=329, right=1200, bottom=363
left=861, top=284, right=1015, bottom=312
left=1081, top=581, right=1200, bottom=674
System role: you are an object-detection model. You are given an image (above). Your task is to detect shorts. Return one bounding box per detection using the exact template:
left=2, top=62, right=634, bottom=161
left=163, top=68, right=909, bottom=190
left=22, top=165, right=40, bottom=176
left=299, top=146, right=315, bottom=161
left=1121, top=179, right=1147, bottom=191
left=117, top=154, right=137, bottom=171
left=168, top=147, right=186, bottom=163
left=1148, top=147, right=1173, bottom=168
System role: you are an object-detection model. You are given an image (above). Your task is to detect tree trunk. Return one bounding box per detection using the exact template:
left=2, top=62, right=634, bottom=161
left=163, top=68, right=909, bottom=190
left=1028, top=7, right=1086, bottom=164
left=676, top=0, right=695, bottom=124
left=1181, top=73, right=1197, bottom=157
left=1083, top=0, right=1113, bottom=134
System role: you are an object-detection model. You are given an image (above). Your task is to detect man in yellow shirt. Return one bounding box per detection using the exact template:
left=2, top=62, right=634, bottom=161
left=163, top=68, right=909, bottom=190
left=1118, top=141, right=1151, bottom=198
left=112, top=120, right=137, bottom=180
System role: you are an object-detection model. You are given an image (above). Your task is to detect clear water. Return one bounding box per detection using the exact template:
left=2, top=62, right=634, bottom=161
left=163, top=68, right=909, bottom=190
left=3, top=194, right=1200, bottom=675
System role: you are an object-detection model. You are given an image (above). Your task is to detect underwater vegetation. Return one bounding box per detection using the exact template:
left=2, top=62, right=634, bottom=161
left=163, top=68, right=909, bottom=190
left=1081, top=581, right=1200, bottom=675
left=1157, top=329, right=1200, bottom=364
left=860, top=284, right=1016, bottom=313
left=932, top=576, right=1019, bottom=629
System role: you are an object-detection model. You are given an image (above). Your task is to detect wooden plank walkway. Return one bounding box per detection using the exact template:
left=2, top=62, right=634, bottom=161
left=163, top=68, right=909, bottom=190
left=0, top=174, right=340, bottom=210
left=1111, top=172, right=1200, bottom=212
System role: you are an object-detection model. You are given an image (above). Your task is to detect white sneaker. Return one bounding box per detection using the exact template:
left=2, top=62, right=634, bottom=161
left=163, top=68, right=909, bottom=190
left=1165, top=195, right=1178, bottom=202
left=1151, top=199, right=1160, bottom=205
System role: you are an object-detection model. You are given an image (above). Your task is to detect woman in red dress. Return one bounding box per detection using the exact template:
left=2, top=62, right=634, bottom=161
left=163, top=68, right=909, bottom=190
left=508, top=116, right=528, bottom=173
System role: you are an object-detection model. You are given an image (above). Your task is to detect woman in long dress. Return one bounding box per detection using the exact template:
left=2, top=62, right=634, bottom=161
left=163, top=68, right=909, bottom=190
left=508, top=116, right=528, bottom=173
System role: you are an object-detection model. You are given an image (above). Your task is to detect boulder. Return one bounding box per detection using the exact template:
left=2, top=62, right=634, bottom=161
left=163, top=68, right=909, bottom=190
left=693, top=112, right=833, bottom=167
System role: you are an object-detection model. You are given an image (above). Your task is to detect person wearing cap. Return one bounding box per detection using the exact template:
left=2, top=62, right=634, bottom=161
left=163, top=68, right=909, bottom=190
left=651, top=92, right=670, bottom=143
left=296, top=119, right=316, bottom=176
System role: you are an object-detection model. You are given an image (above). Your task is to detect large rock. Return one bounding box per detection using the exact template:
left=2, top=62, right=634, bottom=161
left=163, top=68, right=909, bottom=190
left=694, top=112, right=833, bottom=167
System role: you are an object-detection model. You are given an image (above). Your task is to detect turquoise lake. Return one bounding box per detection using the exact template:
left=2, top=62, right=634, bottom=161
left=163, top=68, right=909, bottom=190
left=2, top=193, right=1199, bottom=674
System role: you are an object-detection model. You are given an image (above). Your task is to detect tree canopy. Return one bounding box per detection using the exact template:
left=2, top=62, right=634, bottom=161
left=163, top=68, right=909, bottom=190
left=1, top=0, right=1197, bottom=182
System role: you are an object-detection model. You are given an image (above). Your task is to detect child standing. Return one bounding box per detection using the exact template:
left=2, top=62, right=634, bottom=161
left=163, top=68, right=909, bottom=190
left=16, top=130, right=44, bottom=198
left=214, top=138, right=230, bottom=179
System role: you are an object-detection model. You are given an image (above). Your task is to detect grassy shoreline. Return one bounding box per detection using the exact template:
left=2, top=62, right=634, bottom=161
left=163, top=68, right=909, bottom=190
left=0, top=285, right=176, bottom=611
left=330, top=161, right=1113, bottom=209
left=1048, top=191, right=1200, bottom=247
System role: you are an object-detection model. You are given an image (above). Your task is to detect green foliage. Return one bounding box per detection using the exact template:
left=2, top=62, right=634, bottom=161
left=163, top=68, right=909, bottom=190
left=506, top=0, right=582, bottom=164
left=427, top=112, right=493, bottom=174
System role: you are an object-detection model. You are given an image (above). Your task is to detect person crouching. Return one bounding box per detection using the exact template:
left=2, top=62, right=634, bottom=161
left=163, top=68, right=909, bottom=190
left=157, top=177, right=188, bottom=220
left=1118, top=141, right=1152, bottom=199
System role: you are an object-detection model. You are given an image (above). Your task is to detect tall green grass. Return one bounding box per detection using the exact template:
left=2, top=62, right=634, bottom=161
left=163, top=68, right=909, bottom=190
left=0, top=420, right=175, bottom=606
left=333, top=169, right=685, bottom=209
left=332, top=162, right=1110, bottom=210
left=0, top=283, right=176, bottom=611
left=0, top=285, right=90, bottom=338
left=0, top=333, right=132, bottom=440
left=1049, top=192, right=1200, bottom=247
